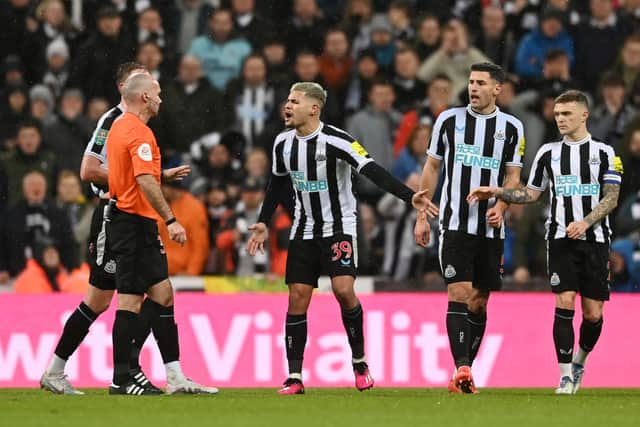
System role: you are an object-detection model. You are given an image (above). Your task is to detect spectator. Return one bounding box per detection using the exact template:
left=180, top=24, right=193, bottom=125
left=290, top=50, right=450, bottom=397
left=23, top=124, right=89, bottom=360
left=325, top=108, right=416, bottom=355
left=610, top=237, right=640, bottom=292
left=29, top=84, right=57, bottom=128
left=391, top=123, right=430, bottom=182
left=392, top=48, right=426, bottom=113
left=262, top=35, right=289, bottom=87
left=622, top=0, right=640, bottom=28
left=394, top=73, right=451, bottom=156
left=86, top=97, right=109, bottom=123
left=244, top=147, right=270, bottom=181
left=355, top=202, right=383, bottom=275
left=619, top=127, right=640, bottom=203
left=159, top=181, right=210, bottom=276
left=343, top=0, right=375, bottom=60
left=284, top=0, right=329, bottom=57
left=0, top=84, right=30, bottom=150
left=378, top=173, right=438, bottom=281
left=41, top=37, right=70, bottom=99
left=574, top=0, right=633, bottom=92
left=0, top=121, right=56, bottom=206
left=611, top=33, right=640, bottom=108
left=344, top=48, right=379, bottom=115
left=22, top=0, right=78, bottom=84
left=347, top=79, right=401, bottom=204
left=225, top=54, right=278, bottom=153
left=43, top=88, right=92, bottom=173
left=318, top=28, right=353, bottom=91
left=134, top=7, right=176, bottom=64
left=232, top=0, right=274, bottom=50
left=367, top=14, right=396, bottom=74
left=13, top=236, right=87, bottom=294
left=68, top=5, right=134, bottom=104
left=0, top=0, right=31, bottom=60
left=203, top=181, right=234, bottom=268
left=176, top=0, right=215, bottom=55
left=589, top=72, right=636, bottom=151
left=1, top=55, right=26, bottom=95
left=414, top=14, right=441, bottom=62
left=55, top=170, right=93, bottom=263
left=154, top=55, right=225, bottom=158
left=417, top=19, right=489, bottom=104
left=136, top=40, right=168, bottom=82
left=514, top=8, right=574, bottom=81
left=473, top=5, right=515, bottom=72
left=216, top=177, right=269, bottom=275
left=387, top=0, right=414, bottom=42
left=190, top=133, right=245, bottom=200
left=188, top=8, right=251, bottom=91
left=0, top=171, right=76, bottom=279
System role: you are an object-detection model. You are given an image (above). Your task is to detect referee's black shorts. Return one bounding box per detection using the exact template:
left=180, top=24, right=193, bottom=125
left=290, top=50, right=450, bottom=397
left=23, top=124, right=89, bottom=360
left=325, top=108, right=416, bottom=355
left=107, top=208, right=168, bottom=295
left=87, top=199, right=116, bottom=290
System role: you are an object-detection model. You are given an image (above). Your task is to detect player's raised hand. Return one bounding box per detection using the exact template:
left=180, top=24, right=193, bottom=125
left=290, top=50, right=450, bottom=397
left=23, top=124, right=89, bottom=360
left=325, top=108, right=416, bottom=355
left=566, top=220, right=589, bottom=239
left=467, top=186, right=499, bottom=205
left=163, top=165, right=191, bottom=182
left=411, top=189, right=439, bottom=218
left=168, top=221, right=187, bottom=246
left=246, top=222, right=268, bottom=255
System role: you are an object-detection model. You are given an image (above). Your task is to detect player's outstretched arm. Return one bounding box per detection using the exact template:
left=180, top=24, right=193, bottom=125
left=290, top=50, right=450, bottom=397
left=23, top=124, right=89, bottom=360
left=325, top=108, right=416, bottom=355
left=162, top=165, right=191, bottom=182
left=359, top=162, right=439, bottom=217
left=467, top=185, right=542, bottom=205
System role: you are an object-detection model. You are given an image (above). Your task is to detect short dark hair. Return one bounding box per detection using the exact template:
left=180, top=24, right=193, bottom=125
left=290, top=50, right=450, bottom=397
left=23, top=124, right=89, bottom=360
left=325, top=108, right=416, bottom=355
left=554, top=90, right=589, bottom=109
left=599, top=71, right=626, bottom=89
left=470, top=62, right=506, bottom=83
left=18, top=119, right=41, bottom=134
left=115, top=62, right=147, bottom=84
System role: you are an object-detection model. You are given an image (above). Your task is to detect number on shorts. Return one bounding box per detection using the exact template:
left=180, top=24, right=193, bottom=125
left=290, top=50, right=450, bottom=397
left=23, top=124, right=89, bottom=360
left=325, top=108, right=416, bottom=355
left=331, top=240, right=352, bottom=261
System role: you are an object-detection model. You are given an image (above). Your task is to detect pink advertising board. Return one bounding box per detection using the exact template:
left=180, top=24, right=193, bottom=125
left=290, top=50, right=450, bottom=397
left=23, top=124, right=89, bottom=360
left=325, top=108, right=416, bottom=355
left=1, top=293, right=638, bottom=388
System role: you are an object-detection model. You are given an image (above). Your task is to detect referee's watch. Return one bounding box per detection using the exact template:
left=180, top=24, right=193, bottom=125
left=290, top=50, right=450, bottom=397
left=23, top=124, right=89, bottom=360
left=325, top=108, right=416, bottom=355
left=165, top=217, right=176, bottom=226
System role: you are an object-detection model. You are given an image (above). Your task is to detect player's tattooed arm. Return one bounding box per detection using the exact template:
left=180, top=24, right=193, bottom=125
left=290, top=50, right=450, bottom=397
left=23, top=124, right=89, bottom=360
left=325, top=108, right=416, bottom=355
left=496, top=185, right=541, bottom=204
left=582, top=184, right=620, bottom=227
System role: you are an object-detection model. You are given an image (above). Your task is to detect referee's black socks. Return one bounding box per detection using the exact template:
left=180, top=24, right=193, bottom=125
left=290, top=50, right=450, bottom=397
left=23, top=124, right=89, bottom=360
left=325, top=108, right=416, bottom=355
left=54, top=302, right=98, bottom=361
left=113, top=310, right=137, bottom=385
left=285, top=313, right=307, bottom=376
left=341, top=302, right=365, bottom=360
left=150, top=301, right=180, bottom=364
left=553, top=308, right=575, bottom=364
left=446, top=301, right=471, bottom=368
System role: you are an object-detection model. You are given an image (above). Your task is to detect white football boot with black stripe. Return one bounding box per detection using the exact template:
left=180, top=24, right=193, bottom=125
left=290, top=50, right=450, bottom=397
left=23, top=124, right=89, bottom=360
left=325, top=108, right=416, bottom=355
left=109, top=378, right=164, bottom=396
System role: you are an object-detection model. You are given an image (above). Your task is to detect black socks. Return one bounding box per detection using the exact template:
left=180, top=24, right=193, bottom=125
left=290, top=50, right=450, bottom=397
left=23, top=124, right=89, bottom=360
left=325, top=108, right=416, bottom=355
left=285, top=313, right=307, bottom=375
left=447, top=301, right=470, bottom=368
left=54, top=302, right=98, bottom=360
left=553, top=308, right=575, bottom=363
left=341, top=303, right=365, bottom=360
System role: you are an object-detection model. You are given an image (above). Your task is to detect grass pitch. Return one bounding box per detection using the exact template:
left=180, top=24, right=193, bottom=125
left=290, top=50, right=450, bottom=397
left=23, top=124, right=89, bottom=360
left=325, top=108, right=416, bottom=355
left=2, top=388, right=639, bottom=427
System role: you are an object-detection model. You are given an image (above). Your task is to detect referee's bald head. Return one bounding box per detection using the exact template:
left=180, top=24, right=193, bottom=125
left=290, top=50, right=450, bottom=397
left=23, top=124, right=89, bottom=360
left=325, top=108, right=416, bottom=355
left=123, top=73, right=157, bottom=104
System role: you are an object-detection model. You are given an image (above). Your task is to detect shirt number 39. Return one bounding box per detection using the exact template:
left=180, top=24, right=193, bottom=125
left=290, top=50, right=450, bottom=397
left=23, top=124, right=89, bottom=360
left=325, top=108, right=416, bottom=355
left=331, top=240, right=353, bottom=264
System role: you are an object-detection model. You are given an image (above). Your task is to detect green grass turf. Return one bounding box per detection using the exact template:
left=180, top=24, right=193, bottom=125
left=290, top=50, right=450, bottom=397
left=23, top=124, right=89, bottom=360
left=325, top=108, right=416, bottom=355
left=2, top=388, right=639, bottom=427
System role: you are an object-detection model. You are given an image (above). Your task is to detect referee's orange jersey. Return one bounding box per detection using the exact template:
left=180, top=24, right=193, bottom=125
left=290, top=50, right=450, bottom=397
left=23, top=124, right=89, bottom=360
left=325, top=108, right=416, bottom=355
left=106, top=112, right=161, bottom=220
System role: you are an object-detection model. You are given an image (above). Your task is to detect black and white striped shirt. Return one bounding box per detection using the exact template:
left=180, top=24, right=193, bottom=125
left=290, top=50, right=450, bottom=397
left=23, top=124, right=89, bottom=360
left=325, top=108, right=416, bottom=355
left=234, top=85, right=275, bottom=150
left=428, top=105, right=525, bottom=238
left=527, top=134, right=623, bottom=244
left=272, top=122, right=373, bottom=240
left=83, top=104, right=124, bottom=196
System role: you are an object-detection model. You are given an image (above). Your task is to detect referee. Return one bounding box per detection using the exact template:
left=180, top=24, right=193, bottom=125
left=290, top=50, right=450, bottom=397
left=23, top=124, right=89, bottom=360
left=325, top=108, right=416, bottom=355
left=414, top=62, right=525, bottom=393
left=106, top=73, right=216, bottom=395
left=468, top=90, right=623, bottom=394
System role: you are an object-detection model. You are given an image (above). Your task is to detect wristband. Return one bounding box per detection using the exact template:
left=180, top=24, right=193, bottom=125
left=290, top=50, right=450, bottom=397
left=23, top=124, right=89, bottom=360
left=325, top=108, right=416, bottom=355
left=165, top=217, right=176, bottom=226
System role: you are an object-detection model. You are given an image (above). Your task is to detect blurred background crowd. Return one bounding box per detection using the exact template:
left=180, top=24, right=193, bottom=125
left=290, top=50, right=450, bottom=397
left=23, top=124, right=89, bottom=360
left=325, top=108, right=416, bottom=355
left=0, top=0, right=639, bottom=293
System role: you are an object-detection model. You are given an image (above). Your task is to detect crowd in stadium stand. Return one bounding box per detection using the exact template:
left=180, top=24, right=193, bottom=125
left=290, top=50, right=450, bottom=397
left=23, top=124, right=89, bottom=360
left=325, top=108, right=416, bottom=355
left=0, top=0, right=639, bottom=292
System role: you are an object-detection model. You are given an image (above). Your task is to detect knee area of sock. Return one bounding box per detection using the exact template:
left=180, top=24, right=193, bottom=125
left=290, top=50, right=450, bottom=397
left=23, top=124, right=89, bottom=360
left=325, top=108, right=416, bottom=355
left=150, top=294, right=174, bottom=308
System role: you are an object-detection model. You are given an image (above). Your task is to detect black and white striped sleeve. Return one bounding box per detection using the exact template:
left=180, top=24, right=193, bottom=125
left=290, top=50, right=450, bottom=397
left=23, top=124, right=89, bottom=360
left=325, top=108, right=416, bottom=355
left=272, top=138, right=288, bottom=176
left=427, top=111, right=449, bottom=160
left=505, top=118, right=525, bottom=168
left=603, top=145, right=623, bottom=185
left=527, top=146, right=550, bottom=191
left=326, top=134, right=373, bottom=172
left=83, top=107, right=122, bottom=162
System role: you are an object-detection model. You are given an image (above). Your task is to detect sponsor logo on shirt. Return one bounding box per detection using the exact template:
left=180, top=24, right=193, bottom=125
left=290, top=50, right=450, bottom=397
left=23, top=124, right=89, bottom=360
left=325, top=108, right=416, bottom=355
left=291, top=171, right=328, bottom=192
left=554, top=175, right=600, bottom=196
left=454, top=144, right=501, bottom=170
left=95, top=129, right=108, bottom=146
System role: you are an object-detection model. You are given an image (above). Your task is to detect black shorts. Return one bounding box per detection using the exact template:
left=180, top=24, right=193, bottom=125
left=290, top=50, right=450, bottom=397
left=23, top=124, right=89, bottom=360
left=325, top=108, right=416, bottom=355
left=87, top=199, right=117, bottom=290
left=106, top=209, right=168, bottom=295
left=285, top=234, right=357, bottom=287
left=439, top=230, right=504, bottom=290
left=547, top=239, right=610, bottom=301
